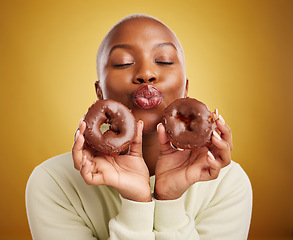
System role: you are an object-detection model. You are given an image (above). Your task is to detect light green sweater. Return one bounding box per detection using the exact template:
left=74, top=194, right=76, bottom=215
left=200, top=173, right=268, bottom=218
left=26, top=152, right=252, bottom=240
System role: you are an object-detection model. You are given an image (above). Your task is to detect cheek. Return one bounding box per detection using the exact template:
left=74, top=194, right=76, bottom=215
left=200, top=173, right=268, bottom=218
left=104, top=80, right=122, bottom=97
left=102, top=72, right=130, bottom=97
left=161, top=71, right=186, bottom=103
left=164, top=85, right=186, bottom=106
left=102, top=75, right=134, bottom=108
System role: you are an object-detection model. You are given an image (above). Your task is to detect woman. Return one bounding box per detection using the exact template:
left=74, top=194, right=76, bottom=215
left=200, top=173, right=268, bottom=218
left=26, top=13, right=252, bottom=239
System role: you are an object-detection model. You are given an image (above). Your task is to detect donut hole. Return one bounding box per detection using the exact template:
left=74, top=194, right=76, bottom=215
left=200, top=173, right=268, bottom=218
left=100, top=123, right=111, bottom=134
left=176, top=112, right=200, bottom=132
left=109, top=123, right=121, bottom=135
left=103, top=112, right=121, bottom=135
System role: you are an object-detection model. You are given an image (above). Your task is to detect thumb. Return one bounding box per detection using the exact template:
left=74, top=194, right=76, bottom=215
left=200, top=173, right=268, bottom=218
left=128, top=120, right=143, bottom=157
left=157, top=123, right=174, bottom=155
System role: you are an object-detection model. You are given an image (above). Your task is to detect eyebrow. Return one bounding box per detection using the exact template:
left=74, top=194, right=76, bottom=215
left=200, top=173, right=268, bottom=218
left=154, top=42, right=178, bottom=51
left=108, top=42, right=178, bottom=56
left=108, top=44, right=132, bottom=56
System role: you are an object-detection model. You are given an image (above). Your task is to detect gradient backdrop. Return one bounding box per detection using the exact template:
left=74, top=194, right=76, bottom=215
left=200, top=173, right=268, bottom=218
left=1, top=0, right=292, bottom=239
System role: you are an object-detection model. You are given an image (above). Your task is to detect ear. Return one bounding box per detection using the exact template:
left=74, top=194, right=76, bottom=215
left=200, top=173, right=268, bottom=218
left=184, top=78, right=189, bottom=97
left=95, top=81, right=104, bottom=100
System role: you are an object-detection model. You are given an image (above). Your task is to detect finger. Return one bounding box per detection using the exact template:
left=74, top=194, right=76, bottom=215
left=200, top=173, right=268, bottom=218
left=157, top=123, right=175, bottom=155
left=216, top=115, right=233, bottom=150
left=72, top=121, right=87, bottom=170
left=189, top=150, right=221, bottom=182
left=72, top=135, right=85, bottom=170
left=74, top=118, right=86, bottom=141
left=186, top=149, right=210, bottom=183
left=74, top=120, right=86, bottom=141
left=128, top=120, right=143, bottom=157
left=79, top=120, right=86, bottom=134
left=189, top=147, right=206, bottom=161
left=211, top=131, right=231, bottom=167
left=206, top=151, right=222, bottom=179
left=80, top=157, right=104, bottom=185
left=79, top=116, right=85, bottom=127
left=74, top=129, right=80, bottom=143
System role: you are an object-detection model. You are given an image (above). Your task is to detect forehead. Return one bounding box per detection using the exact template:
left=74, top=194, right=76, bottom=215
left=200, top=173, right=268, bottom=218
left=104, top=17, right=180, bottom=51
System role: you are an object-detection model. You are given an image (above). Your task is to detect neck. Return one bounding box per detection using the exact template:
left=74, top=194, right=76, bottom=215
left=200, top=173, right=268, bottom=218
left=142, top=131, right=159, bottom=176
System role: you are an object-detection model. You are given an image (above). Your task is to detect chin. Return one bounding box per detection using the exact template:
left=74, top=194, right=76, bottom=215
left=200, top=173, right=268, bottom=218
left=133, top=109, right=162, bottom=134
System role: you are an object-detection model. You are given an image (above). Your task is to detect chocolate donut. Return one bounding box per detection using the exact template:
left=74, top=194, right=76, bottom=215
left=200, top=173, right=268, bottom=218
left=162, top=97, right=217, bottom=149
left=84, top=100, right=137, bottom=156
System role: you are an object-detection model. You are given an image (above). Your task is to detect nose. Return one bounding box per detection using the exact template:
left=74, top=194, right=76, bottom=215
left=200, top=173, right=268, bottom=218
left=133, top=61, right=158, bottom=84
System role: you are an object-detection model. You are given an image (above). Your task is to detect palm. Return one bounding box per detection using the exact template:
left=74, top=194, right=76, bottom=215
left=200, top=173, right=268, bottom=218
left=79, top=121, right=152, bottom=202
left=86, top=152, right=149, bottom=194
left=155, top=123, right=223, bottom=200
left=155, top=147, right=210, bottom=200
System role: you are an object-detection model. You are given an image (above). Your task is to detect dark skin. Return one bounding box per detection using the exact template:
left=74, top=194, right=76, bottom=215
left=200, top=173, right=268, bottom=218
left=72, top=17, right=232, bottom=202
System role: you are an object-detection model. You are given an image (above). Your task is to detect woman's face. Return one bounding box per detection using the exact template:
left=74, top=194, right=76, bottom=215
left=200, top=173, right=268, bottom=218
left=97, top=17, right=188, bottom=133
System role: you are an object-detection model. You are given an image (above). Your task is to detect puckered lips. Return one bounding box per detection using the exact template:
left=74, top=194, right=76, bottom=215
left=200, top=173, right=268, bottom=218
left=131, top=85, right=163, bottom=109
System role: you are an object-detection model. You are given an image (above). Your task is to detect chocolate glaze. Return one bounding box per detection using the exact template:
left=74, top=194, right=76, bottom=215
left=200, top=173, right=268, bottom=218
left=162, top=98, right=216, bottom=149
left=84, top=100, right=137, bottom=156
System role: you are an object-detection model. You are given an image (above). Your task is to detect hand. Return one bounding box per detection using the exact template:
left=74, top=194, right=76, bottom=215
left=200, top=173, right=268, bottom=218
left=155, top=116, right=232, bottom=201
left=208, top=114, right=232, bottom=168
left=72, top=120, right=152, bottom=202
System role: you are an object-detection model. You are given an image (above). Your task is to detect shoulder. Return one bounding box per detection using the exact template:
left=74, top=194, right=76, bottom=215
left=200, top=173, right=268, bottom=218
left=26, top=152, right=80, bottom=189
left=37, top=152, right=76, bottom=174
left=207, top=160, right=252, bottom=205
left=206, top=160, right=252, bottom=201
left=195, top=160, right=252, bottom=192
left=26, top=152, right=83, bottom=202
left=218, top=161, right=252, bottom=193
left=185, top=161, right=252, bottom=211
left=26, top=152, right=119, bottom=204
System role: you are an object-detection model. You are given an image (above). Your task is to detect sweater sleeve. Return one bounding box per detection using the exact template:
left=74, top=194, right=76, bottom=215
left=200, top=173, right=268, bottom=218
left=108, top=196, right=155, bottom=239
left=154, top=194, right=200, bottom=239
left=153, top=162, right=253, bottom=240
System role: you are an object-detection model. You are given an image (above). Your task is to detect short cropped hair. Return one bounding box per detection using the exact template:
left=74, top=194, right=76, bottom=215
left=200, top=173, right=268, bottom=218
left=96, top=13, right=185, bottom=80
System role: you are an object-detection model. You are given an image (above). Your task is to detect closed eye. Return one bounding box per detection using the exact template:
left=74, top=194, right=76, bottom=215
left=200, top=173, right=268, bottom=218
left=155, top=61, right=174, bottom=65
left=113, top=63, right=134, bottom=67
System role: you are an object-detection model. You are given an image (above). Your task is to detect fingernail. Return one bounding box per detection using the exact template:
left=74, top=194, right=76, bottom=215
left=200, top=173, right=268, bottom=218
left=213, top=130, right=221, bottom=140
left=207, top=151, right=216, bottom=161
left=157, top=122, right=162, bottom=132
left=215, top=109, right=219, bottom=119
left=74, top=130, right=80, bottom=142
left=138, top=120, right=144, bottom=128
left=219, top=115, right=225, bottom=124
left=79, top=116, right=85, bottom=127
left=82, top=155, right=87, bottom=166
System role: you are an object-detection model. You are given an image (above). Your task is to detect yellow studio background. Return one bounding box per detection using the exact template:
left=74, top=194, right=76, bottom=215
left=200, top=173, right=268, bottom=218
left=0, top=0, right=292, bottom=239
